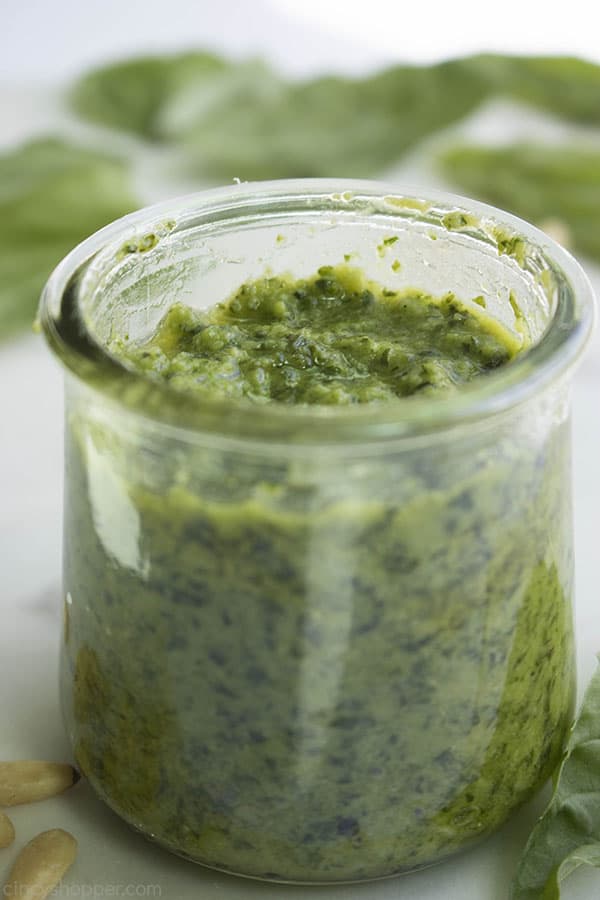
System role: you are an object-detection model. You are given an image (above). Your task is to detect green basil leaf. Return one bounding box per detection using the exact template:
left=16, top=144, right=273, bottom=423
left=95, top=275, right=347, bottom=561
left=0, top=137, right=138, bottom=340
left=70, top=51, right=600, bottom=181
left=70, top=54, right=491, bottom=178
left=439, top=142, right=600, bottom=261
left=70, top=51, right=231, bottom=141
left=511, top=660, right=600, bottom=899
left=469, top=54, right=600, bottom=125
left=178, top=59, right=491, bottom=180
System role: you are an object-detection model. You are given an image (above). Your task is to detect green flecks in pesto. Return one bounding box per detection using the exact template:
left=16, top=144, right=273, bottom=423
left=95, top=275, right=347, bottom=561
left=117, top=232, right=158, bottom=258
left=116, top=220, right=176, bottom=259
left=73, top=646, right=181, bottom=823
left=112, top=266, right=522, bottom=405
left=509, top=290, right=529, bottom=341
left=441, top=211, right=479, bottom=232
left=432, top=562, right=573, bottom=844
left=377, top=235, right=399, bottom=257
left=61, top=400, right=574, bottom=881
left=494, top=230, right=528, bottom=267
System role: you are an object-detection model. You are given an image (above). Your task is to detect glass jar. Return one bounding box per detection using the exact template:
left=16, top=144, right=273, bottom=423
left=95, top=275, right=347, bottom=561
left=40, top=180, right=595, bottom=884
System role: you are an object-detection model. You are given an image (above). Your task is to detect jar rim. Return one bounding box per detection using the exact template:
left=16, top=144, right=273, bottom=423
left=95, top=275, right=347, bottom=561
left=39, top=178, right=596, bottom=445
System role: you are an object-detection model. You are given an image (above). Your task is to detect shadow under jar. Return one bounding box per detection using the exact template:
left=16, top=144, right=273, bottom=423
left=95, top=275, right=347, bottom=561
left=40, top=180, right=595, bottom=884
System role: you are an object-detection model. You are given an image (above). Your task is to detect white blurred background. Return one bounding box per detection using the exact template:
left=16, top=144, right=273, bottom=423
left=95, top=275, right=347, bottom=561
left=3, top=0, right=600, bottom=85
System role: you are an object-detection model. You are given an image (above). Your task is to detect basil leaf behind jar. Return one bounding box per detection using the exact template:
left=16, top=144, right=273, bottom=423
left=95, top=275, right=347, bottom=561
left=178, top=58, right=491, bottom=180
left=511, top=659, right=600, bottom=899
left=70, top=51, right=231, bottom=141
left=0, top=137, right=138, bottom=340
left=439, top=142, right=600, bottom=262
left=68, top=51, right=600, bottom=178
left=70, top=52, right=492, bottom=176
left=468, top=54, right=600, bottom=125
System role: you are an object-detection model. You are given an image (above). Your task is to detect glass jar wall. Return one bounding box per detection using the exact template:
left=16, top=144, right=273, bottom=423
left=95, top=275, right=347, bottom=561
left=40, top=181, right=595, bottom=883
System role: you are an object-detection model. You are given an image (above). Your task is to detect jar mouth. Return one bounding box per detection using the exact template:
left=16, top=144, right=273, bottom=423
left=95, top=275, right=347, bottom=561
left=40, top=178, right=596, bottom=445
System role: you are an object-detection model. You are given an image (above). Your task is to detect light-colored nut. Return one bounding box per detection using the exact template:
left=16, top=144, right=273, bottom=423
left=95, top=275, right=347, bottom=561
left=0, top=811, right=15, bottom=848
left=3, top=828, right=77, bottom=900
left=0, top=762, right=80, bottom=807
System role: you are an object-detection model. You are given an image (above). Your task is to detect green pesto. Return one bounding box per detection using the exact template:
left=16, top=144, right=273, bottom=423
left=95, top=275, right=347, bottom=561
left=61, top=268, right=574, bottom=883
left=111, top=266, right=522, bottom=406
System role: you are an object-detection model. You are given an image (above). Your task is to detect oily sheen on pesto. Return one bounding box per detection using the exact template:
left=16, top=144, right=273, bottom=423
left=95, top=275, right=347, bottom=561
left=60, top=267, right=574, bottom=882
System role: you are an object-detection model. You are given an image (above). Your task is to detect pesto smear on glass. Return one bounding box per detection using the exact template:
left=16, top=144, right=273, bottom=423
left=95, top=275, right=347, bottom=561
left=111, top=265, right=522, bottom=404
left=62, top=264, right=573, bottom=883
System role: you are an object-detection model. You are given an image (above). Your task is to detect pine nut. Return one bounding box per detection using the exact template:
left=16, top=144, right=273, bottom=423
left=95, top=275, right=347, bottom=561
left=0, top=811, right=15, bottom=848
left=0, top=762, right=79, bottom=807
left=3, top=828, right=77, bottom=900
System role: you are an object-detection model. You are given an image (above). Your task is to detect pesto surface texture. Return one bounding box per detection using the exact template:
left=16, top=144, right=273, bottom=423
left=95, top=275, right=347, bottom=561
left=61, top=268, right=574, bottom=882
left=112, top=265, right=521, bottom=405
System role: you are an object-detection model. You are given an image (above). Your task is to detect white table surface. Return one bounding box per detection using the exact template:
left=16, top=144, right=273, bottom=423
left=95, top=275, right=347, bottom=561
left=2, top=5, right=600, bottom=897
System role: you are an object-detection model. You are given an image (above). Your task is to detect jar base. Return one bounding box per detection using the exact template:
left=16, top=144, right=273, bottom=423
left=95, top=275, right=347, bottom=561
left=81, top=775, right=499, bottom=886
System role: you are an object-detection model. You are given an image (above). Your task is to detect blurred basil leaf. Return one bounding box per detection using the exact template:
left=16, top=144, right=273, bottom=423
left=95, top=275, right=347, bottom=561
left=469, top=54, right=600, bottom=125
left=439, top=142, right=600, bottom=260
left=511, top=659, right=600, bottom=899
left=71, top=54, right=491, bottom=177
left=69, top=48, right=600, bottom=181
left=0, top=137, right=138, bottom=340
left=178, top=59, right=491, bottom=179
left=70, top=51, right=231, bottom=140
left=70, top=51, right=600, bottom=182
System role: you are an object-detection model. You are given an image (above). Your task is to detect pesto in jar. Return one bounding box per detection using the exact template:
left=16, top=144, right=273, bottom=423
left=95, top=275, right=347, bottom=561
left=61, top=265, right=574, bottom=883
left=110, top=265, right=522, bottom=405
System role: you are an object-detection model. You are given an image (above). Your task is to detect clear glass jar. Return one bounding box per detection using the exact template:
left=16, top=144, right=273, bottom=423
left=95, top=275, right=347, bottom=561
left=40, top=180, right=595, bottom=884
